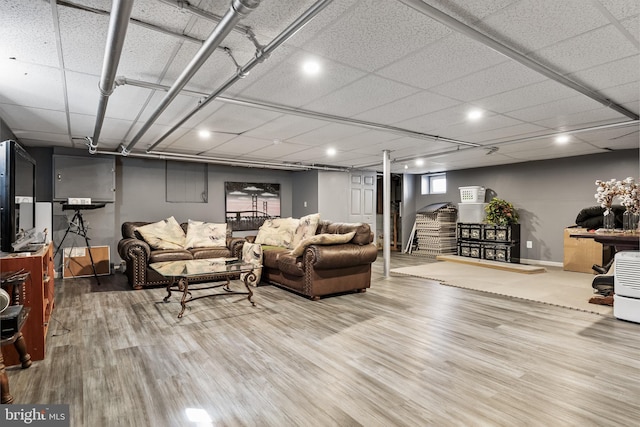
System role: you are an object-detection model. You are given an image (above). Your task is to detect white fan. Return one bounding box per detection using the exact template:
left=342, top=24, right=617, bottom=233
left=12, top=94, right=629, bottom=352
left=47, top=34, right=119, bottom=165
left=0, top=288, right=10, bottom=313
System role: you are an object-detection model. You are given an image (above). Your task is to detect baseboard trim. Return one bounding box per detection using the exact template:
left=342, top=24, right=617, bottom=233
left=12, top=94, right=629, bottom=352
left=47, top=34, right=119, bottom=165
left=520, top=258, right=563, bottom=268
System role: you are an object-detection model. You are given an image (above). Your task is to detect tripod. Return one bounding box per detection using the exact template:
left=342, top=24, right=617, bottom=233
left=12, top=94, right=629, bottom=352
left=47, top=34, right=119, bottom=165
left=54, top=206, right=102, bottom=285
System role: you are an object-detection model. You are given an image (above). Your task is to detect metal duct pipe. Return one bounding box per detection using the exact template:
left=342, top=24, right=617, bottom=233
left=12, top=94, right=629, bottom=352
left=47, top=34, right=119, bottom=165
left=398, top=0, right=639, bottom=121
left=145, top=0, right=335, bottom=153
left=88, top=0, right=134, bottom=154
left=122, top=0, right=261, bottom=154
left=157, top=0, right=254, bottom=37
left=95, top=149, right=348, bottom=171
left=117, top=76, right=480, bottom=148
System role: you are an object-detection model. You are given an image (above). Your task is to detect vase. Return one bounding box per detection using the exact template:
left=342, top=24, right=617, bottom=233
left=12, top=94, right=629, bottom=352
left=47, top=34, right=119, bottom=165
left=602, top=208, right=615, bottom=230
left=622, top=208, right=639, bottom=232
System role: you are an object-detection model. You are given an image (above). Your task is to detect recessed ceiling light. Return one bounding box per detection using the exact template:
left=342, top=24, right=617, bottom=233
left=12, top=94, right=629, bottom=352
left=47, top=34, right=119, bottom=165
left=404, top=164, right=409, bottom=169
left=198, top=130, right=211, bottom=138
left=555, top=135, right=570, bottom=144
left=326, top=147, right=336, bottom=156
left=273, top=139, right=282, bottom=145
left=415, top=159, right=424, bottom=166
left=302, top=60, right=321, bottom=75
left=467, top=110, right=483, bottom=121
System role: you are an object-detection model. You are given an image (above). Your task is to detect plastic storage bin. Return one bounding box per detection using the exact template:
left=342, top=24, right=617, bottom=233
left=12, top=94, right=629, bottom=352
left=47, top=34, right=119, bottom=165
left=459, top=186, right=486, bottom=203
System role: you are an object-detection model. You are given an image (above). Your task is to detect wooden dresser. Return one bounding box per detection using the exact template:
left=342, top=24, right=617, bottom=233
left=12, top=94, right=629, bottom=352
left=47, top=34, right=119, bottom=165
left=0, top=242, right=55, bottom=366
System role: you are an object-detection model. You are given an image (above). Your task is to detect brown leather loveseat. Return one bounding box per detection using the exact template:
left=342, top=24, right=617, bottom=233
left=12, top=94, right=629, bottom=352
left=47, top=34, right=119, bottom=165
left=117, top=221, right=245, bottom=289
left=247, top=221, right=378, bottom=300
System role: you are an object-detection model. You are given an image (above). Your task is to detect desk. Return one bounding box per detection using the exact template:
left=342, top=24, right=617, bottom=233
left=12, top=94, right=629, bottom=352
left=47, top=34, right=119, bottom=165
left=570, top=231, right=639, bottom=252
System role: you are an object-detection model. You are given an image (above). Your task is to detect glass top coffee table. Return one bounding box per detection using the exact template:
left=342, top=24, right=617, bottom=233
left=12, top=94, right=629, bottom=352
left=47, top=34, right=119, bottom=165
left=150, top=258, right=258, bottom=318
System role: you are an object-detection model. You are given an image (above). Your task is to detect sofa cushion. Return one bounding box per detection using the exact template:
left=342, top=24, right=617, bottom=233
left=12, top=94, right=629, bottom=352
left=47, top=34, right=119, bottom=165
left=289, top=231, right=356, bottom=257
left=190, top=247, right=232, bottom=259
left=292, top=213, right=320, bottom=248
left=241, top=242, right=263, bottom=286
left=136, top=216, right=186, bottom=250
left=277, top=254, right=304, bottom=277
left=184, top=220, right=227, bottom=248
left=261, top=246, right=289, bottom=269
left=149, top=249, right=193, bottom=263
left=318, top=221, right=371, bottom=245
left=255, top=217, right=299, bottom=248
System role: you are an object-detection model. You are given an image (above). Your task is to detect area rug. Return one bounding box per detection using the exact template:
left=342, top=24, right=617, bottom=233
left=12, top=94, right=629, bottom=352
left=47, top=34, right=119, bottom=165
left=391, top=261, right=613, bottom=316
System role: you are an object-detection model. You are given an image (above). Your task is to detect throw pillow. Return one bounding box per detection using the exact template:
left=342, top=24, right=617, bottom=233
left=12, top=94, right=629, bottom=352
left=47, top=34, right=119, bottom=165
left=241, top=242, right=263, bottom=286
left=135, top=216, right=186, bottom=250
left=184, top=219, right=227, bottom=249
left=292, top=213, right=320, bottom=247
left=289, top=231, right=356, bottom=257
left=254, top=217, right=300, bottom=248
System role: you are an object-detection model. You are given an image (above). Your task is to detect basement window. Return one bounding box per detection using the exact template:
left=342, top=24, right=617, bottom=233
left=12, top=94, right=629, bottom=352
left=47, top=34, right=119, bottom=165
left=421, top=173, right=446, bottom=195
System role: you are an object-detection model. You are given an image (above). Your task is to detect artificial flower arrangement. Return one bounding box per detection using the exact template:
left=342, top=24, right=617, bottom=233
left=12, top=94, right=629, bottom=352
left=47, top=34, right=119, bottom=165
left=595, top=177, right=639, bottom=212
left=485, top=197, right=519, bottom=225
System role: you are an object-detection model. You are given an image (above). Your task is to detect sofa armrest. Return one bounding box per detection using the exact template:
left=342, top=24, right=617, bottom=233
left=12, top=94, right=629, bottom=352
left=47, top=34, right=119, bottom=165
left=304, top=243, right=378, bottom=269
left=118, top=238, right=151, bottom=261
left=228, top=237, right=246, bottom=258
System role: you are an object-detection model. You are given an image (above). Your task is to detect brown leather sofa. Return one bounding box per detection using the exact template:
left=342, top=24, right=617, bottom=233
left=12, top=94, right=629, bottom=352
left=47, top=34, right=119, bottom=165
left=117, top=221, right=245, bottom=289
left=247, top=221, right=378, bottom=300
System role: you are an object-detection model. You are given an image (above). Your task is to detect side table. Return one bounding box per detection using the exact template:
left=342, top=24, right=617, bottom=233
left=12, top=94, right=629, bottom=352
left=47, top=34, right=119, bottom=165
left=1, top=272, right=32, bottom=404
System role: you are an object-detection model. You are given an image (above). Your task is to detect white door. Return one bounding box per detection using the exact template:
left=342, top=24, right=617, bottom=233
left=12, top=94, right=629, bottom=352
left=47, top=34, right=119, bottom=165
left=349, top=172, right=376, bottom=239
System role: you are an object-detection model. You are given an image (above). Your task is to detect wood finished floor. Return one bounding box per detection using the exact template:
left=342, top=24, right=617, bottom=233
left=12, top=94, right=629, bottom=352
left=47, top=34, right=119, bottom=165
left=6, top=253, right=640, bottom=426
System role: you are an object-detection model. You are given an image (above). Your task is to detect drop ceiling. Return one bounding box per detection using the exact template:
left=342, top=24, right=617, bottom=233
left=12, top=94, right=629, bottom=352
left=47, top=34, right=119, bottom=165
left=0, top=0, right=638, bottom=174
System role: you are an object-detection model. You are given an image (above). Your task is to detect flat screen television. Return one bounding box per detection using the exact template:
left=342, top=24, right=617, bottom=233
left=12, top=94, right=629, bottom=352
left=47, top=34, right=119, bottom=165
left=0, top=140, right=37, bottom=253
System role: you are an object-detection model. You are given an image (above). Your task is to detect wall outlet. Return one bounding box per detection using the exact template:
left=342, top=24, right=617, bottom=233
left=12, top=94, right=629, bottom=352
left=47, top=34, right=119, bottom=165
left=526, top=240, right=533, bottom=249
left=303, top=201, right=307, bottom=207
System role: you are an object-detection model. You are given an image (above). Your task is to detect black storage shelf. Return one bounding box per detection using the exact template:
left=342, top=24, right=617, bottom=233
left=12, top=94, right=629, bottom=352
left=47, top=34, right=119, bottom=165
left=457, top=223, right=521, bottom=263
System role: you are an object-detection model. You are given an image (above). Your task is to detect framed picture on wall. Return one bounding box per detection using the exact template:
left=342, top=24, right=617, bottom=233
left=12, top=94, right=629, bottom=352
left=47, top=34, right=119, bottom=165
left=225, top=182, right=281, bottom=231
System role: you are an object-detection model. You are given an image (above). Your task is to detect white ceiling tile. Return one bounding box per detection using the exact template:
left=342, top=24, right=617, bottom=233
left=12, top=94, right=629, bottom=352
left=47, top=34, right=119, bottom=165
left=429, top=61, right=548, bottom=101
left=476, top=80, right=578, bottom=114
left=620, top=16, right=640, bottom=44
left=567, top=55, right=639, bottom=93
left=303, top=75, right=419, bottom=117
left=243, top=115, right=328, bottom=140
left=0, top=60, right=64, bottom=111
left=462, top=123, right=550, bottom=144
left=496, top=140, right=605, bottom=160
left=236, top=51, right=366, bottom=107
left=532, top=106, right=627, bottom=130
left=418, top=0, right=520, bottom=25
left=599, top=81, right=640, bottom=107
left=352, top=90, right=461, bottom=125
left=12, top=132, right=72, bottom=147
left=0, top=104, right=68, bottom=134
left=377, top=32, right=508, bottom=90
left=137, top=93, right=210, bottom=126
left=507, top=95, right=610, bottom=123
left=0, top=1, right=59, bottom=67
left=334, top=130, right=402, bottom=150
left=161, top=130, right=236, bottom=154
left=245, top=141, right=313, bottom=159
left=195, top=104, right=282, bottom=134
left=394, top=104, right=479, bottom=134
left=596, top=0, right=640, bottom=20
left=285, top=0, right=359, bottom=48
left=288, top=123, right=368, bottom=145
left=478, top=0, right=608, bottom=53
left=576, top=125, right=640, bottom=149
left=438, top=114, right=525, bottom=139
left=530, top=25, right=638, bottom=74
left=205, top=135, right=278, bottom=157
left=304, top=0, right=452, bottom=72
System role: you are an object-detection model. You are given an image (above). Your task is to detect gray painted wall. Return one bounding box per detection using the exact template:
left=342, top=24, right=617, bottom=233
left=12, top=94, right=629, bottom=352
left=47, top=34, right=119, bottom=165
left=292, top=170, right=319, bottom=218
left=411, top=149, right=640, bottom=264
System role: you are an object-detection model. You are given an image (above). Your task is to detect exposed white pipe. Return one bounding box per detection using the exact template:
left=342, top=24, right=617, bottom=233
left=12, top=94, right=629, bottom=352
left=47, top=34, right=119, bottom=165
left=398, top=0, right=639, bottom=121
left=88, top=0, right=134, bottom=154
left=117, top=76, right=480, bottom=148
left=145, top=0, right=336, bottom=153
left=383, top=150, right=391, bottom=278
left=122, top=0, right=261, bottom=154
left=94, top=149, right=348, bottom=171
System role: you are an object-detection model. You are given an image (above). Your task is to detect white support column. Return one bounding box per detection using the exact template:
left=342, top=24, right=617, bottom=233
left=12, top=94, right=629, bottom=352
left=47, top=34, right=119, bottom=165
left=383, top=150, right=391, bottom=277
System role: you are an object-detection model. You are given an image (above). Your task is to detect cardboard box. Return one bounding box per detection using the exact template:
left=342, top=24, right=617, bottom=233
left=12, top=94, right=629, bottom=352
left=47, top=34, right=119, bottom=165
left=563, top=227, right=612, bottom=273
left=63, top=246, right=110, bottom=278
